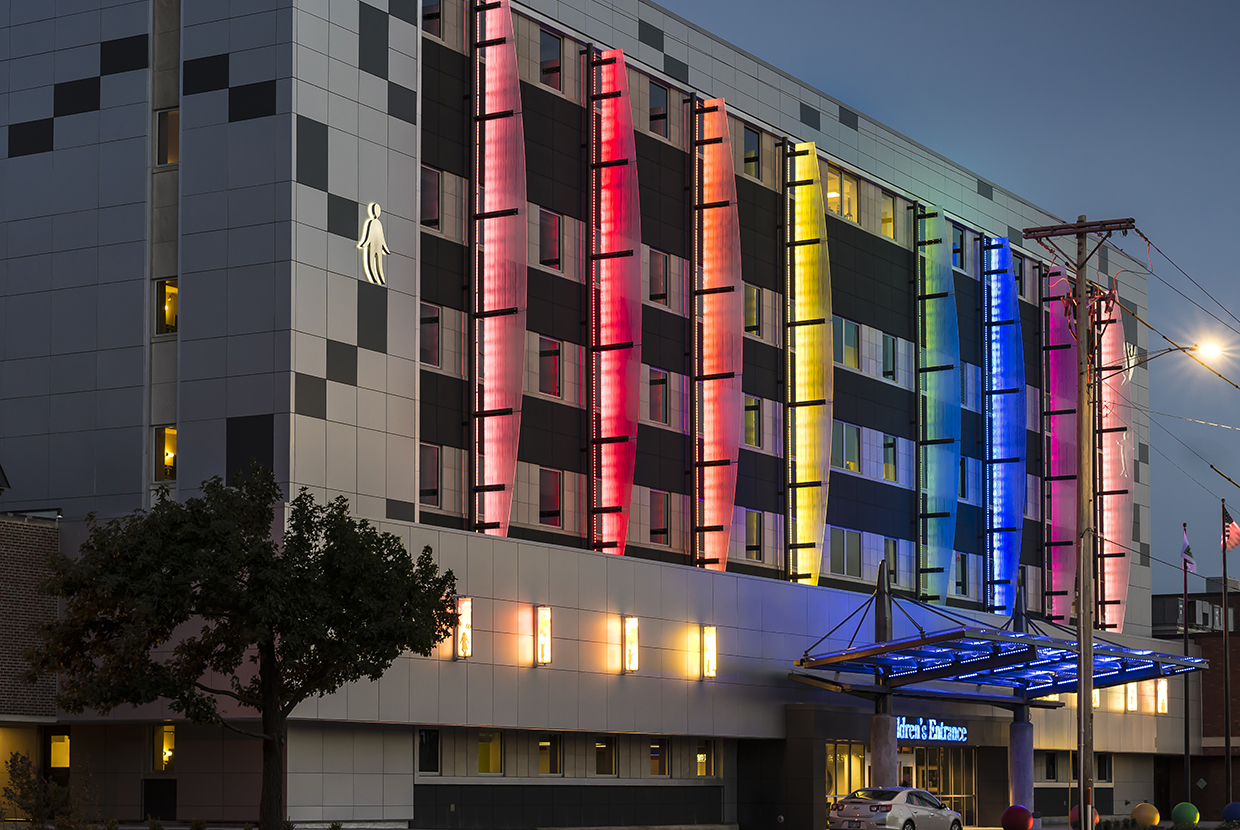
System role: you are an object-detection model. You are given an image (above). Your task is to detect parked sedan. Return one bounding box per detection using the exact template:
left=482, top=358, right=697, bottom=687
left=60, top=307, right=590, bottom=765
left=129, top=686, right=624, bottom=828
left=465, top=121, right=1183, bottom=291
left=829, top=788, right=962, bottom=830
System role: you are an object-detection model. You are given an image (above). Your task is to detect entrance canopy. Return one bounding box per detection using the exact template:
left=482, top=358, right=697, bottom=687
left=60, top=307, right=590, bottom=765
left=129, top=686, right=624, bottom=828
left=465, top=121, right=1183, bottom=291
left=794, top=624, right=1205, bottom=704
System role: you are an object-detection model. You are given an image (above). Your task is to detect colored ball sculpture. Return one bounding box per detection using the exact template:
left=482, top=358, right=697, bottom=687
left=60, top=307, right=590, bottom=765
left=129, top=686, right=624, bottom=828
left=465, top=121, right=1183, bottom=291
left=1001, top=805, right=1034, bottom=830
left=1223, top=802, right=1240, bottom=823
left=1170, top=802, right=1199, bottom=825
left=1130, top=802, right=1159, bottom=827
left=1070, top=805, right=1099, bottom=829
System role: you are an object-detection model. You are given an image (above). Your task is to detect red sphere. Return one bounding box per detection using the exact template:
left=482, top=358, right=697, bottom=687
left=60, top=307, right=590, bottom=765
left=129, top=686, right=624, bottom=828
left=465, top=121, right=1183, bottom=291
left=1070, top=805, right=1100, bottom=829
left=1002, top=805, right=1034, bottom=830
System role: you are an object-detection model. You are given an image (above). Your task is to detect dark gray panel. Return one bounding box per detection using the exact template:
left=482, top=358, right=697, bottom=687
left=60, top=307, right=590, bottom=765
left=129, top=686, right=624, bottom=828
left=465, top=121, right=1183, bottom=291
left=295, top=373, right=327, bottom=420
left=634, top=424, right=688, bottom=495
left=358, top=2, right=389, bottom=79
left=297, top=116, right=329, bottom=192
left=1008, top=225, right=1023, bottom=243
left=638, top=20, right=664, bottom=50
left=386, top=498, right=416, bottom=521
left=742, top=337, right=781, bottom=402
left=826, top=474, right=915, bottom=541
left=389, top=81, right=417, bottom=124
left=421, top=232, right=467, bottom=311
left=838, top=106, right=858, bottom=130
left=833, top=372, right=915, bottom=440
left=389, top=0, right=417, bottom=25
left=327, top=193, right=359, bottom=239
left=100, top=34, right=149, bottom=75
left=736, top=449, right=782, bottom=513
left=634, top=132, right=688, bottom=259
left=357, top=281, right=388, bottom=353
left=522, top=81, right=585, bottom=221
left=183, top=54, right=229, bottom=94
left=527, top=269, right=583, bottom=345
left=422, top=40, right=469, bottom=178
left=736, top=175, right=780, bottom=293
left=956, top=503, right=981, bottom=555
left=955, top=270, right=980, bottom=367
left=419, top=371, right=466, bottom=449
left=642, top=304, right=689, bottom=377
left=799, top=102, right=820, bottom=130
left=518, top=396, right=585, bottom=474
left=827, top=214, right=915, bottom=341
left=664, top=55, right=689, bottom=83
left=54, top=77, right=101, bottom=117
left=977, top=179, right=993, bottom=200
left=326, top=340, right=358, bottom=386
left=226, top=414, right=275, bottom=482
left=7, top=119, right=55, bottom=157
left=228, top=80, right=277, bottom=122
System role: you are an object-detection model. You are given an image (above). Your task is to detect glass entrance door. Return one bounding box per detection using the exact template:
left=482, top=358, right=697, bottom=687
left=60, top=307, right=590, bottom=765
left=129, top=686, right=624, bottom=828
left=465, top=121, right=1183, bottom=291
left=912, top=745, right=975, bottom=825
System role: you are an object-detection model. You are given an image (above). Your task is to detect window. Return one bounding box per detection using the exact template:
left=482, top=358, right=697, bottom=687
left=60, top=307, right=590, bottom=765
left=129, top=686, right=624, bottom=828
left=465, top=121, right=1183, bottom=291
left=833, top=317, right=859, bottom=368
left=1012, top=252, right=1024, bottom=295
left=649, top=250, right=669, bottom=304
left=539, top=208, right=560, bottom=267
left=884, top=537, right=897, bottom=582
left=830, top=527, right=861, bottom=578
left=745, top=510, right=762, bottom=561
left=421, top=165, right=441, bottom=228
left=696, top=740, right=715, bottom=776
left=420, top=303, right=440, bottom=366
left=882, top=333, right=896, bottom=380
left=155, top=426, right=177, bottom=482
left=744, top=396, right=761, bottom=448
left=539, top=468, right=561, bottom=527
left=955, top=552, right=969, bottom=596
left=539, top=30, right=561, bottom=90
left=478, top=732, right=503, bottom=774
left=157, top=109, right=179, bottom=165
left=595, top=736, right=616, bottom=775
left=154, top=725, right=175, bottom=772
left=826, top=165, right=858, bottom=222
left=538, top=337, right=560, bottom=396
left=743, top=126, right=760, bottom=177
left=1044, top=752, right=1057, bottom=781
left=1096, top=753, right=1112, bottom=782
left=1126, top=682, right=1138, bottom=711
left=49, top=733, right=70, bottom=769
left=831, top=422, right=860, bottom=472
left=959, top=457, right=968, bottom=499
left=418, top=729, right=440, bottom=773
left=743, top=284, right=761, bottom=335
left=538, top=734, right=562, bottom=775
left=156, top=279, right=178, bottom=335
left=422, top=0, right=441, bottom=37
left=649, top=81, right=668, bottom=138
left=650, top=490, right=669, bottom=545
left=951, top=224, right=965, bottom=270
left=650, top=738, right=670, bottom=776
left=649, top=368, right=668, bottom=423
left=883, top=435, right=897, bottom=482
left=419, top=444, right=440, bottom=507
left=880, top=191, right=895, bottom=239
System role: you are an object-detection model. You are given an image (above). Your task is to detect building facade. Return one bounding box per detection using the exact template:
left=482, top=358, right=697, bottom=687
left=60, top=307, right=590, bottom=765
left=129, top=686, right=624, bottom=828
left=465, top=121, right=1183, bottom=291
left=0, top=0, right=1181, bottom=827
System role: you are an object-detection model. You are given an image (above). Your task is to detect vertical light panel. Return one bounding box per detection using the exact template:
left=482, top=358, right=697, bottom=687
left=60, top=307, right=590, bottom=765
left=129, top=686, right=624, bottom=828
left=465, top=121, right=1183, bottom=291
left=784, top=143, right=832, bottom=583
left=1098, top=296, right=1135, bottom=631
left=693, top=99, right=743, bottom=571
left=472, top=0, right=527, bottom=535
left=1156, top=678, right=1168, bottom=713
left=982, top=237, right=1026, bottom=615
left=456, top=597, right=473, bottom=659
left=916, top=207, right=960, bottom=604
left=623, top=616, right=639, bottom=672
left=1044, top=268, right=1078, bottom=623
left=588, top=50, right=642, bottom=556
left=701, top=625, right=717, bottom=679
left=535, top=605, right=552, bottom=665
left=1126, top=682, right=1138, bottom=711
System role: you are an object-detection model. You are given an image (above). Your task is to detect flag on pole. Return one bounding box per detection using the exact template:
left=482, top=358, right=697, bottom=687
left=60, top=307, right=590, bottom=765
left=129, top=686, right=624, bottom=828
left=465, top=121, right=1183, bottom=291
left=1225, top=506, right=1240, bottom=552
left=1183, top=525, right=1197, bottom=573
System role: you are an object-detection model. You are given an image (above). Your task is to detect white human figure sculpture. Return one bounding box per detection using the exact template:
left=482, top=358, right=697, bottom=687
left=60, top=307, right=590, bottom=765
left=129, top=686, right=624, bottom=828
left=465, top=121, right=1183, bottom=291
left=357, top=202, right=391, bottom=285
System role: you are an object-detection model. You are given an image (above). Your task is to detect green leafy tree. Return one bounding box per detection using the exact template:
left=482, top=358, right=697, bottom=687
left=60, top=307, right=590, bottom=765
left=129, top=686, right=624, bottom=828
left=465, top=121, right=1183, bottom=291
left=26, top=469, right=457, bottom=830
left=2, top=752, right=94, bottom=830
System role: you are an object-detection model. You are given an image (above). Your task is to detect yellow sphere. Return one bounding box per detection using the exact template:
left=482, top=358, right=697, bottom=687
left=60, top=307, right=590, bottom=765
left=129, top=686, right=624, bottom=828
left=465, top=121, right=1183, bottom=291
left=1132, top=803, right=1160, bottom=827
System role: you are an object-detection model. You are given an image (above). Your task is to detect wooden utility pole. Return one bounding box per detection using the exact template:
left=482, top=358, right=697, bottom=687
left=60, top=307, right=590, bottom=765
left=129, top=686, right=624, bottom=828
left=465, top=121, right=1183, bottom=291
left=1024, top=215, right=1134, bottom=827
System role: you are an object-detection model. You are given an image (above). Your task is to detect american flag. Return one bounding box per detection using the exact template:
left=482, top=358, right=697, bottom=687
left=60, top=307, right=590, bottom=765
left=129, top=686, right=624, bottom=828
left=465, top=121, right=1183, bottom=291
left=1225, top=506, right=1240, bottom=552
left=1183, top=524, right=1196, bottom=573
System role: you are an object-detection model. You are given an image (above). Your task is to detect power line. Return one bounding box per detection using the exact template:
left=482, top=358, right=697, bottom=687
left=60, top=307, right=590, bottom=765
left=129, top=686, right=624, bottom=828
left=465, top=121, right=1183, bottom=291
left=1135, top=228, right=1240, bottom=333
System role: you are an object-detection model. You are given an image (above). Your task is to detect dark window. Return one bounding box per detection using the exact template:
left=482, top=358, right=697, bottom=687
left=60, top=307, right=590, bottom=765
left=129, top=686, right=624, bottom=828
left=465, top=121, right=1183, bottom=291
left=833, top=317, right=859, bottom=368
left=421, top=166, right=441, bottom=228
left=649, top=250, right=669, bottom=304
left=952, top=224, right=965, bottom=270
left=155, top=426, right=177, bottom=482
left=422, top=0, right=441, bottom=37
left=831, top=422, right=859, bottom=472
left=419, top=444, right=440, bottom=507
left=884, top=537, right=897, bottom=582
left=1096, top=753, right=1111, bottom=782
left=651, top=490, right=669, bottom=545
left=649, top=368, right=668, bottom=424
left=649, top=738, right=670, bottom=776
left=539, top=337, right=560, bottom=396
left=1044, top=752, right=1057, bottom=781
left=595, top=737, right=616, bottom=775
left=538, top=734, right=562, bottom=775
left=157, top=109, right=180, bottom=165
left=418, top=729, right=440, bottom=773
left=744, top=284, right=761, bottom=335
left=743, top=126, right=760, bottom=177
left=1012, top=252, right=1024, bottom=295
left=959, top=456, right=968, bottom=499
left=883, top=435, right=897, bottom=482
left=539, top=209, right=560, bottom=267
left=745, top=510, right=762, bottom=561
left=830, top=527, right=861, bottom=578
left=539, top=30, right=561, bottom=91
left=744, top=396, right=761, bottom=448
left=649, top=81, right=668, bottom=138
left=420, top=303, right=440, bottom=366
left=156, top=279, right=179, bottom=335
left=882, top=333, right=896, bottom=380
left=539, top=468, right=561, bottom=527
left=955, top=552, right=969, bottom=596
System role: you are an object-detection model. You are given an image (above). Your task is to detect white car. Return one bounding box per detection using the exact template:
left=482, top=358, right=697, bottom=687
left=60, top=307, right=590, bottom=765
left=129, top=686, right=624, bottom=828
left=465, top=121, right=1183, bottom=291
left=829, top=787, right=963, bottom=830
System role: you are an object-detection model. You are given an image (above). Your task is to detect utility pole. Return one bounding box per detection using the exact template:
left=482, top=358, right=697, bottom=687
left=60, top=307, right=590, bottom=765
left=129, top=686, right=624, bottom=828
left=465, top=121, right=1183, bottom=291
left=1024, top=215, right=1134, bottom=827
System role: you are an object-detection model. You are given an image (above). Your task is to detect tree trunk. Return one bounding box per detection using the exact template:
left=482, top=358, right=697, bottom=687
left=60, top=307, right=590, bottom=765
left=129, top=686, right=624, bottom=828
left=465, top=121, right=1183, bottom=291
left=258, top=643, right=286, bottom=830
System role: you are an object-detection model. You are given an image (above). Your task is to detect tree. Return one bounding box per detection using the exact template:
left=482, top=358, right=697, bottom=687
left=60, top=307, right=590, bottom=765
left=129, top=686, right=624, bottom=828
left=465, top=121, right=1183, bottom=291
left=26, top=469, right=457, bottom=830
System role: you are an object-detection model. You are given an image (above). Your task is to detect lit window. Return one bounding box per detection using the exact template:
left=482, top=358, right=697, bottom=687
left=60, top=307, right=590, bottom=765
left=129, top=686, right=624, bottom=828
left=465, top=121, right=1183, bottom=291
left=882, top=334, right=896, bottom=380
left=696, top=739, right=715, bottom=776
left=649, top=368, right=668, bottom=424
left=833, top=317, right=859, bottom=368
left=1092, top=688, right=1100, bottom=708
left=955, top=552, right=969, bottom=597
left=831, top=422, right=860, bottom=472
left=421, top=166, right=441, bottom=228
left=154, top=725, right=175, bottom=772
left=880, top=191, right=895, bottom=239
left=49, top=733, right=70, bottom=769
left=595, top=736, right=616, bottom=775
left=623, top=616, right=639, bottom=672
left=419, top=444, right=440, bottom=507
left=420, top=303, right=440, bottom=366
left=538, top=733, right=562, bottom=774
left=155, top=426, right=177, bottom=482
left=826, top=165, right=858, bottom=222
left=883, top=435, right=897, bottom=482
left=535, top=606, right=552, bottom=665
left=538, top=468, right=561, bottom=527
left=1156, top=678, right=1168, bottom=714
left=650, top=738, right=670, bottom=776
left=539, top=30, right=561, bottom=91
left=422, top=0, right=441, bottom=37
left=455, top=596, right=472, bottom=658
left=745, top=510, right=762, bottom=561
left=743, top=126, right=760, bottom=177
left=830, top=527, right=862, bottom=578
left=701, top=625, right=717, bottom=678
left=884, top=537, right=897, bottom=582
left=539, top=208, right=560, bottom=267
left=743, top=396, right=761, bottom=448
left=650, top=490, right=669, bottom=545
left=538, top=337, right=561, bottom=396
left=1126, top=682, right=1138, bottom=711
left=478, top=732, right=503, bottom=774
left=418, top=729, right=440, bottom=774
left=649, top=81, right=668, bottom=138
left=157, top=109, right=179, bottom=165
left=156, top=279, right=178, bottom=335
left=952, top=224, right=965, bottom=270
left=649, top=250, right=669, bottom=304
left=743, top=284, right=761, bottom=335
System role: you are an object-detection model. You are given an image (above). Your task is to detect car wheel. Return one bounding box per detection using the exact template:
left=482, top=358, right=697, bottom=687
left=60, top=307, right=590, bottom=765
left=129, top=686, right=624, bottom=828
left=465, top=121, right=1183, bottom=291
left=902, top=822, right=915, bottom=830
left=950, top=822, right=961, bottom=830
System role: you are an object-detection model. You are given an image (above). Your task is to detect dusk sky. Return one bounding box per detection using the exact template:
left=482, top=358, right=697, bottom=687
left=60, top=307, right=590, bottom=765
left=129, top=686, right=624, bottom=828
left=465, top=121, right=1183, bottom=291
left=657, top=0, right=1240, bottom=597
